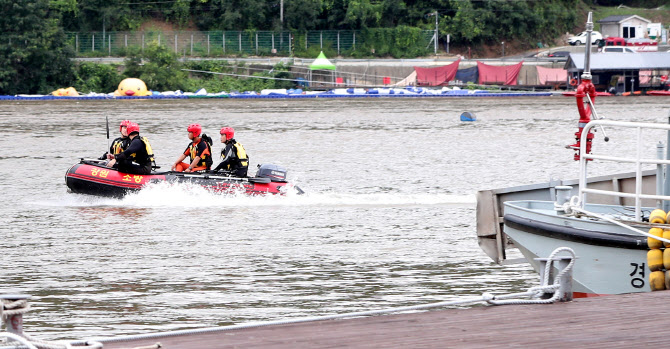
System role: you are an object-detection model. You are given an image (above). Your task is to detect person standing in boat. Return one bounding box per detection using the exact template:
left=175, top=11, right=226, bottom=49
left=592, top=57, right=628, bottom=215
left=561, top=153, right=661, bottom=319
left=100, top=119, right=131, bottom=161
left=108, top=122, right=153, bottom=175
left=212, top=127, right=248, bottom=177
left=171, top=123, right=213, bottom=172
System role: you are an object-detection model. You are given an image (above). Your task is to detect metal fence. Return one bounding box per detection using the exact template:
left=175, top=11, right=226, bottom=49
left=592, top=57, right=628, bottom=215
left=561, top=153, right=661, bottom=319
left=64, top=30, right=434, bottom=57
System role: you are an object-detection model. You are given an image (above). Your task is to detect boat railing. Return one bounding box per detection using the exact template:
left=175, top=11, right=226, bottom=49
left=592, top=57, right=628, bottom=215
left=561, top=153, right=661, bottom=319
left=579, top=119, right=670, bottom=220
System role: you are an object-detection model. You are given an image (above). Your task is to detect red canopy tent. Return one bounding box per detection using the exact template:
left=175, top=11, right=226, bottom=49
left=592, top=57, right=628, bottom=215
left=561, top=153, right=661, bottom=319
left=414, top=59, right=461, bottom=86
left=477, top=61, right=523, bottom=85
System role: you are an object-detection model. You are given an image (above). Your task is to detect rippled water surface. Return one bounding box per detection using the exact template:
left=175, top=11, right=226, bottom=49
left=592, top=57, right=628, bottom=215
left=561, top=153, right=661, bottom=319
left=1, top=96, right=669, bottom=340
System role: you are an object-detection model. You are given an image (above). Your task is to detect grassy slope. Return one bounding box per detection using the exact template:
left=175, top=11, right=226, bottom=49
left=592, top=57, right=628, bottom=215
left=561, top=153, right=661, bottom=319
left=592, top=5, right=670, bottom=31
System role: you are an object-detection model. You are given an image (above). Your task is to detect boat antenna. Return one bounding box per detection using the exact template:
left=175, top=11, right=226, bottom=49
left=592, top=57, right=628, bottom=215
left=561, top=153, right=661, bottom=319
left=105, top=115, right=110, bottom=153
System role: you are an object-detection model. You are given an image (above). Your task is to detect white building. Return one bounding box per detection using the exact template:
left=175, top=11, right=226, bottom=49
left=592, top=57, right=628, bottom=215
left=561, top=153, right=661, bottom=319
left=598, top=15, right=651, bottom=39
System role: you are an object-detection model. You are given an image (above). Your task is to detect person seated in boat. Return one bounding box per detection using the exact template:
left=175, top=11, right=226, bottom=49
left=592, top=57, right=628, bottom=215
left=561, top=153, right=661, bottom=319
left=171, top=123, right=213, bottom=173
left=100, top=120, right=131, bottom=162
left=108, top=122, right=153, bottom=175
left=212, top=127, right=249, bottom=177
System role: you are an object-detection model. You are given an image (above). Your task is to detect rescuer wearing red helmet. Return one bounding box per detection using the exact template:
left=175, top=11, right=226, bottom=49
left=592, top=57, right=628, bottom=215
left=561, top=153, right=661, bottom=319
left=100, top=120, right=131, bottom=161
left=108, top=122, right=154, bottom=175
left=212, top=127, right=249, bottom=177
left=171, top=123, right=213, bottom=172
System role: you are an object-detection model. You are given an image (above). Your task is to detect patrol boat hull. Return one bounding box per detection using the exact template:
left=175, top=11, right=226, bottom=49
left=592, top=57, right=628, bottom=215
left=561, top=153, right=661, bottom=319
left=65, top=161, right=299, bottom=198
left=503, top=200, right=648, bottom=297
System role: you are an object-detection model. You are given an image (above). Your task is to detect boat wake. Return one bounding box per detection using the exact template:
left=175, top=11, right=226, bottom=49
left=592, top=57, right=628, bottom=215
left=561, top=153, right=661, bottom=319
left=41, top=181, right=475, bottom=208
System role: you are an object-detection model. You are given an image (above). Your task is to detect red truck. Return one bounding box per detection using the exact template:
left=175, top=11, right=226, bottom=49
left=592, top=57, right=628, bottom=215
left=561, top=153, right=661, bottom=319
left=603, top=37, right=658, bottom=51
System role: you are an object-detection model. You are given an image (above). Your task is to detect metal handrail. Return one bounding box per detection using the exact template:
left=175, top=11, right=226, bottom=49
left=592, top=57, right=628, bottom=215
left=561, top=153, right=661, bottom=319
left=579, top=119, right=670, bottom=220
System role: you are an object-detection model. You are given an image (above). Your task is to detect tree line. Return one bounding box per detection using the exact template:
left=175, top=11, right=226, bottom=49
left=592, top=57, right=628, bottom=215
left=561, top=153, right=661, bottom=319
left=2, top=0, right=664, bottom=94
left=61, top=0, right=584, bottom=46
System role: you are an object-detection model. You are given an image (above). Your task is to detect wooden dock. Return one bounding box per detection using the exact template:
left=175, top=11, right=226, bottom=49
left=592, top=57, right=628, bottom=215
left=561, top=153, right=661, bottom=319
left=98, top=290, right=670, bottom=348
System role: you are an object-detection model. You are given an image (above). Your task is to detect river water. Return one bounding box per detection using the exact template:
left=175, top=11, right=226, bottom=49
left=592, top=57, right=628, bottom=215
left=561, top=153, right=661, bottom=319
left=1, top=96, right=669, bottom=340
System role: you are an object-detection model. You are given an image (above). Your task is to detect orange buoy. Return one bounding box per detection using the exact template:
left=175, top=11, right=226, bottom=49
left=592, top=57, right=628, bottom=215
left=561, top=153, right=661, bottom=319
left=648, top=227, right=664, bottom=249
left=622, top=91, right=631, bottom=96
left=651, top=270, right=666, bottom=291
left=569, top=78, right=578, bottom=86
left=648, top=249, right=663, bottom=271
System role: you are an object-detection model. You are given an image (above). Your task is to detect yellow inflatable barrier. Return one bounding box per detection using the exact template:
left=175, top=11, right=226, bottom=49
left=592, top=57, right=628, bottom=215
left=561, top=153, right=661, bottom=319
left=114, top=78, right=151, bottom=97
left=51, top=87, right=79, bottom=96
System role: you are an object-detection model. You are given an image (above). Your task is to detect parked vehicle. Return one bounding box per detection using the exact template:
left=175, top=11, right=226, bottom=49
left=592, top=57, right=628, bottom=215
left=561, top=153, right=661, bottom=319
left=547, top=51, right=570, bottom=58
left=627, top=37, right=657, bottom=45
left=604, top=37, right=626, bottom=46
left=604, top=37, right=658, bottom=52
left=601, top=47, right=635, bottom=53
left=568, top=31, right=603, bottom=45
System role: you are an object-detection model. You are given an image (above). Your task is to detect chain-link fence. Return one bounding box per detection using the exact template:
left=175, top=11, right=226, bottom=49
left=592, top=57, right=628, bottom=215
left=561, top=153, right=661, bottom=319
left=64, top=30, right=434, bottom=57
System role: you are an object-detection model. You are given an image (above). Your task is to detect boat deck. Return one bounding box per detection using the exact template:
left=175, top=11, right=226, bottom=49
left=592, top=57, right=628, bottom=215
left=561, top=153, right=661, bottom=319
left=100, top=290, right=670, bottom=348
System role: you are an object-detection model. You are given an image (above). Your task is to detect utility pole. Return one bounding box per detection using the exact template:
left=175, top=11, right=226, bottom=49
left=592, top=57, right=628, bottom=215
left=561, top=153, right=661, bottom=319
left=434, top=11, right=438, bottom=55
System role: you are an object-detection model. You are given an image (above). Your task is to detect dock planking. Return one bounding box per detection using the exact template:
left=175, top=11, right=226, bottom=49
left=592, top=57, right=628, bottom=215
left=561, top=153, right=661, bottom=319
left=99, top=290, right=670, bottom=348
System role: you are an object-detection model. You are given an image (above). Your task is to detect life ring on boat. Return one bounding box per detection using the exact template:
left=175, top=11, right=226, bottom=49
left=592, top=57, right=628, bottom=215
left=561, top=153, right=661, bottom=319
left=569, top=78, right=578, bottom=86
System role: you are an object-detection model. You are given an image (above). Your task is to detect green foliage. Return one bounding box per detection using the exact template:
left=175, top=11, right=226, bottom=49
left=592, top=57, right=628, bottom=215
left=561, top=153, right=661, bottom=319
left=73, top=62, right=122, bottom=93
left=343, top=0, right=381, bottom=28
left=283, top=0, right=325, bottom=31
left=0, top=0, right=75, bottom=94
left=182, top=61, right=296, bottom=92
left=123, top=44, right=188, bottom=91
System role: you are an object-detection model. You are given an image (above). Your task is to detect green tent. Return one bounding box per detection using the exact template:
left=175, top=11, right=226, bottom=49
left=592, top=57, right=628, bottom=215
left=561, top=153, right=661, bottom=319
left=309, top=51, right=336, bottom=70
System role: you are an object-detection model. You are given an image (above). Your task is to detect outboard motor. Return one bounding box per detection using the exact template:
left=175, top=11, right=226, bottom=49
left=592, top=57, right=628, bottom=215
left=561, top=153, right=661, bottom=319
left=256, top=164, right=288, bottom=182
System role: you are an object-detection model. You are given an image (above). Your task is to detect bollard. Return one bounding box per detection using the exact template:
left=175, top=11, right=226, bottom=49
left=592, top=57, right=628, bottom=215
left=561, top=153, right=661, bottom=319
left=1, top=294, right=31, bottom=335
left=534, top=257, right=573, bottom=301
left=554, top=185, right=573, bottom=213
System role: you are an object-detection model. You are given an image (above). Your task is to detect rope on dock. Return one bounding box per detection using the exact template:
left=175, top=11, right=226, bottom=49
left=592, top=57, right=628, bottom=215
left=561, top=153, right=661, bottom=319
left=74, top=247, right=575, bottom=346
left=1, top=299, right=30, bottom=318
left=0, top=332, right=38, bottom=349
left=484, top=247, right=575, bottom=305
left=4, top=247, right=574, bottom=347
left=1, top=298, right=103, bottom=349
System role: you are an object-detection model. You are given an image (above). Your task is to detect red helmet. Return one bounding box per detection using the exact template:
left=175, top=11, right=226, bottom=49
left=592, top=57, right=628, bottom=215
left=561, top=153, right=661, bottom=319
left=127, top=122, right=140, bottom=135
left=188, top=123, right=202, bottom=138
left=119, top=120, right=131, bottom=132
left=220, top=127, right=234, bottom=140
